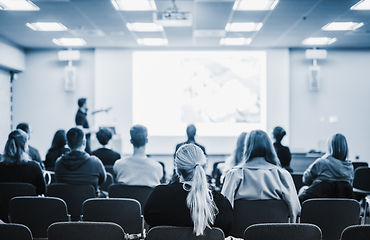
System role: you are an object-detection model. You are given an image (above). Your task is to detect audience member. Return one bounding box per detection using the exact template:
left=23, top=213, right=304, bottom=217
left=91, top=128, right=120, bottom=166
left=113, top=125, right=163, bottom=187
left=273, top=126, right=293, bottom=172
left=144, top=144, right=233, bottom=236
left=16, top=122, right=44, bottom=169
left=221, top=130, right=300, bottom=222
left=45, top=130, right=70, bottom=170
left=0, top=129, right=45, bottom=195
left=75, top=98, right=91, bottom=153
left=54, top=127, right=106, bottom=196
left=298, top=133, right=355, bottom=203
left=172, top=124, right=206, bottom=182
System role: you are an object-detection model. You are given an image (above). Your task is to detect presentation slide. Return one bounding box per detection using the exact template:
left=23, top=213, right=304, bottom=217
left=132, top=51, right=267, bottom=137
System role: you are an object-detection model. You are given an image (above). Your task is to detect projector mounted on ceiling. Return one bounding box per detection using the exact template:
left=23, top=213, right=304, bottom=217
left=153, top=0, right=192, bottom=27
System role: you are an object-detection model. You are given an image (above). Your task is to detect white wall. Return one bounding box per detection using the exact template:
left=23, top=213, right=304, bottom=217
left=0, top=69, right=11, bottom=150
left=12, top=49, right=95, bottom=158
left=290, top=49, right=370, bottom=162
left=0, top=39, right=25, bottom=71
left=94, top=48, right=290, bottom=155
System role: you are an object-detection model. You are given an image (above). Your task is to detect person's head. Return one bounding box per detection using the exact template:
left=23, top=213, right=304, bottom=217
left=2, top=129, right=30, bottom=165
left=130, top=125, right=148, bottom=148
left=186, top=124, right=196, bottom=139
left=242, top=130, right=280, bottom=166
left=235, top=132, right=248, bottom=165
left=78, top=98, right=88, bottom=112
left=96, top=128, right=112, bottom=146
left=326, top=133, right=348, bottom=161
left=273, top=126, right=286, bottom=142
left=16, top=123, right=31, bottom=139
left=51, top=130, right=67, bottom=149
left=175, top=144, right=218, bottom=236
left=66, top=127, right=85, bottom=151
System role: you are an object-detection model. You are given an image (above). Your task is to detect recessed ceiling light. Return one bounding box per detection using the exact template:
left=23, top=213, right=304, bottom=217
left=0, top=0, right=39, bottom=11
left=233, top=0, right=279, bottom=10
left=126, top=23, right=163, bottom=32
left=111, top=0, right=156, bottom=11
left=137, top=38, right=168, bottom=46
left=220, top=38, right=252, bottom=45
left=26, top=22, right=68, bottom=31
left=53, top=38, right=86, bottom=46
left=351, top=0, right=370, bottom=10
left=302, top=37, right=337, bottom=45
left=225, top=22, right=263, bottom=32
left=322, top=22, right=364, bottom=31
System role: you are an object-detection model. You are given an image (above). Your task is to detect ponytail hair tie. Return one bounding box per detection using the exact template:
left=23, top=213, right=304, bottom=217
left=194, top=163, right=200, bottom=169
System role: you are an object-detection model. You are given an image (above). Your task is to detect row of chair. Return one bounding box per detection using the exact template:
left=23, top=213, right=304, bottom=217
left=3, top=222, right=370, bottom=240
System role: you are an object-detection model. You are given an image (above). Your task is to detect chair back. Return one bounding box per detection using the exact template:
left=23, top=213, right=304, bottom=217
left=243, top=223, right=322, bottom=240
left=353, top=167, right=370, bottom=192
left=147, top=226, right=225, bottom=240
left=341, top=225, right=370, bottom=240
left=231, top=199, right=290, bottom=238
left=0, top=223, right=33, bottom=240
left=108, top=184, right=153, bottom=210
left=82, top=198, right=143, bottom=235
left=46, top=183, right=96, bottom=220
left=291, top=173, right=304, bottom=193
left=9, top=196, right=69, bottom=238
left=100, top=172, right=114, bottom=192
left=0, top=183, right=36, bottom=222
left=300, top=198, right=360, bottom=240
left=47, top=221, right=126, bottom=240
left=352, top=162, right=368, bottom=171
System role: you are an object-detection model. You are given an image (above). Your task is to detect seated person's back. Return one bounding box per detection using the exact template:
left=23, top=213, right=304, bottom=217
left=55, top=128, right=106, bottom=191
left=45, top=129, right=70, bottom=170
left=113, top=125, right=162, bottom=187
left=91, top=128, right=120, bottom=166
left=0, top=129, right=46, bottom=195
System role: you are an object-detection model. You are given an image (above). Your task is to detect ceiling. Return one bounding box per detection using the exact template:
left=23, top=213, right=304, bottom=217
left=0, top=0, right=370, bottom=49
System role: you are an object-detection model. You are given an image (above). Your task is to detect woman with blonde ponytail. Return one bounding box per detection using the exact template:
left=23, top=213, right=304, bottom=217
left=0, top=129, right=45, bottom=195
left=144, top=144, right=233, bottom=236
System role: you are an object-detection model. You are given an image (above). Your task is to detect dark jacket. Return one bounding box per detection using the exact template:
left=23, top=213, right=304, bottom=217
left=55, top=150, right=106, bottom=190
left=91, top=148, right=120, bottom=166
left=144, top=182, right=233, bottom=236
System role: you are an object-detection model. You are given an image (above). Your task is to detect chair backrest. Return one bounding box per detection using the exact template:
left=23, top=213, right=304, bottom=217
left=352, top=162, right=368, bottom=171
left=291, top=173, right=304, bottom=193
left=353, top=167, right=370, bottom=192
left=99, top=172, right=114, bottom=192
left=108, top=184, right=153, bottom=210
left=243, top=223, right=322, bottom=240
left=0, top=182, right=36, bottom=222
left=47, top=221, right=126, bottom=240
left=231, top=199, right=290, bottom=238
left=300, top=198, right=361, bottom=240
left=46, top=183, right=96, bottom=220
left=341, top=225, right=370, bottom=240
left=0, top=223, right=33, bottom=240
left=9, top=196, right=69, bottom=238
left=82, top=198, right=143, bottom=235
left=147, top=226, right=225, bottom=240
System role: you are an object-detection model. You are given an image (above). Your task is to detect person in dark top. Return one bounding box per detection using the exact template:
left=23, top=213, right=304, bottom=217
left=45, top=130, right=70, bottom=171
left=273, top=126, right=293, bottom=172
left=54, top=127, right=106, bottom=196
left=91, top=128, right=120, bottom=166
left=0, top=129, right=46, bottom=195
left=144, top=144, right=233, bottom=236
left=16, top=122, right=44, bottom=170
left=172, top=124, right=206, bottom=182
left=75, top=98, right=91, bottom=153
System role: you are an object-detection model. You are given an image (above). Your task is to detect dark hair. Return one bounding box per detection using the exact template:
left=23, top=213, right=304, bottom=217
left=78, top=98, right=87, bottom=107
left=66, top=128, right=85, bottom=150
left=96, top=128, right=112, bottom=146
left=2, top=129, right=30, bottom=165
left=16, top=123, right=30, bottom=134
left=50, top=130, right=67, bottom=150
left=273, top=126, right=286, bottom=142
left=234, top=132, right=247, bottom=166
left=242, top=130, right=280, bottom=166
left=327, top=133, right=348, bottom=161
left=186, top=124, right=196, bottom=138
left=130, top=125, right=147, bottom=147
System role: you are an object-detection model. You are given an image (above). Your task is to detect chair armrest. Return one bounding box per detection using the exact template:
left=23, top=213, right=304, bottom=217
left=67, top=214, right=71, bottom=221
